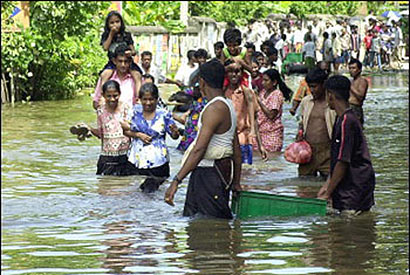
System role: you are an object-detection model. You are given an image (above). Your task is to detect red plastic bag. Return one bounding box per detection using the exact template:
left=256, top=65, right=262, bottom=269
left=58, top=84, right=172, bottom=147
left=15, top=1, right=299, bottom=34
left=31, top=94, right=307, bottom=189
left=284, top=140, right=312, bottom=164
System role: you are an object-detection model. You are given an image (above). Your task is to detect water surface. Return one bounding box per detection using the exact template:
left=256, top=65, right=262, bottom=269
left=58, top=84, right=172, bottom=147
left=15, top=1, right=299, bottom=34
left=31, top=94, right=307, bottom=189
left=2, top=72, right=408, bottom=274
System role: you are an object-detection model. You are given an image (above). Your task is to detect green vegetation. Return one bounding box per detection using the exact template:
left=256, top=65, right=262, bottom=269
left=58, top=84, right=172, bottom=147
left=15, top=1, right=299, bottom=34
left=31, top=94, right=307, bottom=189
left=0, top=1, right=401, bottom=102
left=1, top=1, right=109, bottom=101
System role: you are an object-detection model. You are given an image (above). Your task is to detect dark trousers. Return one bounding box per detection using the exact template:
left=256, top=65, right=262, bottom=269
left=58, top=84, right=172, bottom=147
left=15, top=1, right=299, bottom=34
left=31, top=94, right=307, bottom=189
left=183, top=160, right=233, bottom=219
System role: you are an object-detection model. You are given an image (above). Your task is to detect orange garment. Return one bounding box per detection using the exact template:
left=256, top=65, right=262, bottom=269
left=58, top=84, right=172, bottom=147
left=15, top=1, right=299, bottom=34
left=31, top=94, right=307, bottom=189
left=292, top=79, right=311, bottom=102
left=225, top=85, right=252, bottom=145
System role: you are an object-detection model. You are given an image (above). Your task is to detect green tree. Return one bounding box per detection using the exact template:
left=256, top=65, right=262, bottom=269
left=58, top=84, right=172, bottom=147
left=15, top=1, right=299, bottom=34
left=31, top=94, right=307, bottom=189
left=122, top=1, right=185, bottom=33
left=1, top=1, right=110, bottom=101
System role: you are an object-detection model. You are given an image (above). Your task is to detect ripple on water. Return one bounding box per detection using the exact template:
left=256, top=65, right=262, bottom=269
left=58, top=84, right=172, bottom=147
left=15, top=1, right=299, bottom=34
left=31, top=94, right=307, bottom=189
left=1, top=75, right=408, bottom=274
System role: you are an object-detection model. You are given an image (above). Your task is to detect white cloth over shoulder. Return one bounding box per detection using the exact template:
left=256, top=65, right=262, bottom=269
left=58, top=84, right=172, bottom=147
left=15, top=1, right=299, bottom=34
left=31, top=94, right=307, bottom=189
left=181, top=96, right=237, bottom=167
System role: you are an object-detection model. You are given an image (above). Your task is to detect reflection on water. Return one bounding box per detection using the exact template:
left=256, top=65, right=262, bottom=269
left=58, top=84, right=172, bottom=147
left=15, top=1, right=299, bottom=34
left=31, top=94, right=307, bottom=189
left=1, top=73, right=408, bottom=274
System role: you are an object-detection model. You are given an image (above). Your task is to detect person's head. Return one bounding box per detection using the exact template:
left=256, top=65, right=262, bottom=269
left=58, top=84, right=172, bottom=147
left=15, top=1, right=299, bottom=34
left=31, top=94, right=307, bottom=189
left=244, top=41, right=255, bottom=59
left=187, top=50, right=197, bottom=63
left=372, top=29, right=378, bottom=37
left=261, top=40, right=275, bottom=55
left=194, top=48, right=208, bottom=65
left=251, top=57, right=261, bottom=78
left=253, top=51, right=266, bottom=67
left=214, top=41, right=224, bottom=58
left=317, top=60, right=330, bottom=75
left=307, top=25, right=312, bottom=31
left=199, top=58, right=225, bottom=95
left=244, top=41, right=256, bottom=52
left=266, top=46, right=278, bottom=62
left=225, top=62, right=242, bottom=86
left=102, top=80, right=121, bottom=109
left=143, top=74, right=155, bottom=84
left=348, top=58, right=362, bottom=78
left=325, top=75, right=351, bottom=110
left=332, top=32, right=337, bottom=39
left=140, top=51, right=153, bottom=69
left=113, top=45, right=132, bottom=74
left=262, top=69, right=292, bottom=101
left=104, top=11, right=125, bottom=34
left=323, top=32, right=329, bottom=39
left=305, top=68, right=329, bottom=100
left=139, top=83, right=159, bottom=113
left=223, top=28, right=242, bottom=56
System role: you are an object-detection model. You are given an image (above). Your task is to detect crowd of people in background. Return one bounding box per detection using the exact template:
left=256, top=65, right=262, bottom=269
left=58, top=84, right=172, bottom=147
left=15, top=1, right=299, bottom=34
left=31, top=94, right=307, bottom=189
left=242, top=14, right=407, bottom=72
left=70, top=10, right=385, bottom=218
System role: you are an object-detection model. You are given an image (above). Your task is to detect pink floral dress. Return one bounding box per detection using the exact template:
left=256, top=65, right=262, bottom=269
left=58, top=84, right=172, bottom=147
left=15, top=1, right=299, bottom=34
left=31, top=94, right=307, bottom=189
left=253, top=89, right=284, bottom=152
left=97, top=103, right=131, bottom=156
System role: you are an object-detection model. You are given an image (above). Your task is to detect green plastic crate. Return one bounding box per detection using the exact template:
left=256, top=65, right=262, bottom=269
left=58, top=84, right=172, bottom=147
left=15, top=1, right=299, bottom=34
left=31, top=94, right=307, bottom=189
left=231, top=191, right=327, bottom=218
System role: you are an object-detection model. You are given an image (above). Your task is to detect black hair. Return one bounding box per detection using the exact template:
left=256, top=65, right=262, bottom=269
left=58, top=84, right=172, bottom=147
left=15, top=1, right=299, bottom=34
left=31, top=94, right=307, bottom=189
left=141, top=51, right=152, bottom=58
left=348, top=58, right=363, bottom=70
left=251, top=57, right=260, bottom=66
left=102, top=80, right=121, bottom=94
left=214, top=41, right=224, bottom=49
left=305, top=68, right=329, bottom=84
left=223, top=28, right=242, bottom=45
left=266, top=46, right=278, bottom=57
left=281, top=33, right=287, bottom=40
left=139, top=83, right=159, bottom=99
left=261, top=40, right=275, bottom=49
left=224, top=59, right=235, bottom=67
left=253, top=51, right=265, bottom=59
left=101, top=11, right=125, bottom=43
left=263, top=69, right=293, bottom=101
left=324, top=75, right=351, bottom=102
left=323, top=32, right=329, bottom=39
left=114, top=44, right=131, bottom=58
left=194, top=48, right=208, bottom=59
left=187, top=50, right=196, bottom=61
left=143, top=74, right=155, bottom=82
left=244, top=41, right=256, bottom=51
left=199, top=58, right=225, bottom=89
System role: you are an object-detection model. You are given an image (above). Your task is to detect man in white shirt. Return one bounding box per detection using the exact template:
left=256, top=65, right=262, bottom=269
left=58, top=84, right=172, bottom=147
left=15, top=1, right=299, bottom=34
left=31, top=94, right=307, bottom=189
left=175, top=50, right=198, bottom=87
left=139, top=51, right=180, bottom=87
left=302, top=35, right=316, bottom=70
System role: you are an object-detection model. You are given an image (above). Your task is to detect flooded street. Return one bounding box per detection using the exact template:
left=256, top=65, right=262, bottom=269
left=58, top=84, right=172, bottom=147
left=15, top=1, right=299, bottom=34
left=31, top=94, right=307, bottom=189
left=1, top=72, right=408, bottom=274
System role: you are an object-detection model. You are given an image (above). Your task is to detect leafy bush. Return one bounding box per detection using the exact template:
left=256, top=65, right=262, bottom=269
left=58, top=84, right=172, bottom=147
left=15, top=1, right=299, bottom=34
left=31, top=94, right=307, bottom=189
left=1, top=1, right=110, bottom=101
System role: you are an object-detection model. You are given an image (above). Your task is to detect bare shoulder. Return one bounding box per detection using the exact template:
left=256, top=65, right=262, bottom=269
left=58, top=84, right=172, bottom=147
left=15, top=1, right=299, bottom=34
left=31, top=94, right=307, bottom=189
left=356, top=77, right=369, bottom=90
left=204, top=99, right=229, bottom=115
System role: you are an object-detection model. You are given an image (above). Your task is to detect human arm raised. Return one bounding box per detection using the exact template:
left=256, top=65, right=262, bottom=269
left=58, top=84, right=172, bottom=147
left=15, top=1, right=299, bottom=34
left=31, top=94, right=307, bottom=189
left=257, top=95, right=279, bottom=120
left=102, top=27, right=119, bottom=51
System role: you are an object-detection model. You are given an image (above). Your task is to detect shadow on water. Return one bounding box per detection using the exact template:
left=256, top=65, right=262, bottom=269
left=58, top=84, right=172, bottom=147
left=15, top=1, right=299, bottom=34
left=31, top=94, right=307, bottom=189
left=1, top=73, right=408, bottom=274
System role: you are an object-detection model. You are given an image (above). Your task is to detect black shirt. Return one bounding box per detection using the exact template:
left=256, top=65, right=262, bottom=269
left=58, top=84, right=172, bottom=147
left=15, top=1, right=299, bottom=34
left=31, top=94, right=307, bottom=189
left=330, top=109, right=375, bottom=211
left=101, top=31, right=134, bottom=60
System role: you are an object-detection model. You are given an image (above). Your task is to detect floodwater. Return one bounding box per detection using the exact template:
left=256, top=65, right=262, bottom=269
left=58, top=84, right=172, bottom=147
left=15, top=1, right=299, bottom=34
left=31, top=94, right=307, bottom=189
left=2, top=72, right=408, bottom=274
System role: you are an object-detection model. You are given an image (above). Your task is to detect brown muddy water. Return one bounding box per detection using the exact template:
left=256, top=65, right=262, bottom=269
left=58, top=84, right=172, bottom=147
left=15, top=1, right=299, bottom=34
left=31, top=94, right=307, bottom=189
left=1, top=72, right=408, bottom=274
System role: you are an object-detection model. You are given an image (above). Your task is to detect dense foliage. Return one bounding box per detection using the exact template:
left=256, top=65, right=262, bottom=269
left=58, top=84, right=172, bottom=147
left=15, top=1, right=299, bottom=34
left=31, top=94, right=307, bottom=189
left=123, top=1, right=186, bottom=33
left=1, top=1, right=109, bottom=101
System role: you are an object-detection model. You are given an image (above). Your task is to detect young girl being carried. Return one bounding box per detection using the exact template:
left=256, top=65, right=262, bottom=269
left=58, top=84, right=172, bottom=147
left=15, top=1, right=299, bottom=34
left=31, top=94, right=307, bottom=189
left=99, top=11, right=142, bottom=101
left=121, top=83, right=180, bottom=192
